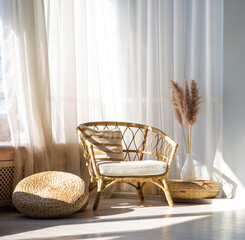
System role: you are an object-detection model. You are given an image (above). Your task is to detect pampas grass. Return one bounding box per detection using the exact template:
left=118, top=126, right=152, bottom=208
left=170, top=79, right=202, bottom=153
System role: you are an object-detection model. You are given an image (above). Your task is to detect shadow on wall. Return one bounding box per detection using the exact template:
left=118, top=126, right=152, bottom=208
left=213, top=167, right=237, bottom=199
left=191, top=153, right=238, bottom=199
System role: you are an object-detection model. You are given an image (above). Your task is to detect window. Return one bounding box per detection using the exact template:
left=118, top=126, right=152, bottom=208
left=0, top=44, right=11, bottom=143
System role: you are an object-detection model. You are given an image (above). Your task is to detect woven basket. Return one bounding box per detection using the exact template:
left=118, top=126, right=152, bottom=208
left=167, top=180, right=219, bottom=199
left=12, top=171, right=89, bottom=218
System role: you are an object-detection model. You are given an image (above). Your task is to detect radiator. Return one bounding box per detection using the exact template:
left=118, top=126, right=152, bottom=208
left=0, top=160, right=24, bottom=206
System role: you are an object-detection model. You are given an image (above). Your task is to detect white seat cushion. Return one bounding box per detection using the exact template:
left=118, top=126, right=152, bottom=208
left=98, top=160, right=167, bottom=177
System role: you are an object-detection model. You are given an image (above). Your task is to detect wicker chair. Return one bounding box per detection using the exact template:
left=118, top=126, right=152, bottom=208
left=76, top=122, right=178, bottom=210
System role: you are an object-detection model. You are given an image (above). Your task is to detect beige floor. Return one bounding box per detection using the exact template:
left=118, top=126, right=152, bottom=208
left=0, top=196, right=245, bottom=240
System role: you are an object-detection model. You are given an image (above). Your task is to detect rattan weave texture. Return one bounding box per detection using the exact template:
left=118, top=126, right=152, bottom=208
left=12, top=171, right=88, bottom=218
left=167, top=180, right=219, bottom=199
left=77, top=121, right=178, bottom=210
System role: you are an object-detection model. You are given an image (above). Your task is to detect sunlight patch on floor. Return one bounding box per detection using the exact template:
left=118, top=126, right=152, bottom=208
left=1, top=198, right=245, bottom=240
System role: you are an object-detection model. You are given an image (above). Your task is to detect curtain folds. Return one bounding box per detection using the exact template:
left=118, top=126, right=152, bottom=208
left=115, top=0, right=223, bottom=184
left=0, top=0, right=223, bottom=193
left=0, top=0, right=53, bottom=183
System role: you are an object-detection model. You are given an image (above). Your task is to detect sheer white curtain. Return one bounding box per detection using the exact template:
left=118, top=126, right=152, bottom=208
left=0, top=0, right=53, bottom=183
left=0, top=0, right=124, bottom=185
left=0, top=0, right=223, bottom=193
left=115, top=0, right=223, bottom=187
left=93, top=0, right=223, bottom=191
left=43, top=0, right=124, bottom=184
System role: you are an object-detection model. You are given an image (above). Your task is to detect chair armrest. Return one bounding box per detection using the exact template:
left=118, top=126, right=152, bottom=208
left=163, top=136, right=178, bottom=169
left=77, top=128, right=101, bottom=178
left=86, top=142, right=102, bottom=178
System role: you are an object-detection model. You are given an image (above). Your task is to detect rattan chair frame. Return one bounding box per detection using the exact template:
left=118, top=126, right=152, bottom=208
left=76, top=121, right=178, bottom=210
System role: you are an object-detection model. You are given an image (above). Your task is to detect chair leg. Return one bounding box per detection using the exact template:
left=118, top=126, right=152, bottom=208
left=136, top=182, right=144, bottom=201
left=162, top=179, right=174, bottom=207
left=93, top=179, right=103, bottom=211
left=88, top=178, right=95, bottom=192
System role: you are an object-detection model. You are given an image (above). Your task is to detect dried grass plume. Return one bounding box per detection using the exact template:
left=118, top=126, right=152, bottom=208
left=169, top=79, right=203, bottom=153
left=189, top=79, right=202, bottom=126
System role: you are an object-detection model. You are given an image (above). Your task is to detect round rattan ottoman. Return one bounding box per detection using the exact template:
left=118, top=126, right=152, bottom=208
left=12, top=171, right=89, bottom=218
left=167, top=180, right=220, bottom=199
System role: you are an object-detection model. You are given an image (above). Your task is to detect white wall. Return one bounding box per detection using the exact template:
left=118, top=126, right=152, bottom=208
left=224, top=0, right=245, bottom=198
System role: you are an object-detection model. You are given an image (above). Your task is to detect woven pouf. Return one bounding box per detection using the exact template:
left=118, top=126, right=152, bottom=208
left=12, top=171, right=89, bottom=218
left=167, top=180, right=220, bottom=199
